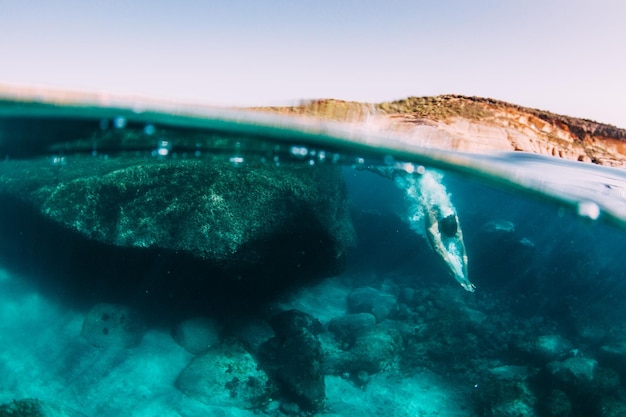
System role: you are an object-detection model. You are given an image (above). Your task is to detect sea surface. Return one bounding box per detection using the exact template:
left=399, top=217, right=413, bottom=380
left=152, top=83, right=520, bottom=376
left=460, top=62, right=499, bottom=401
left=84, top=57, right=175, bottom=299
left=1, top=99, right=626, bottom=417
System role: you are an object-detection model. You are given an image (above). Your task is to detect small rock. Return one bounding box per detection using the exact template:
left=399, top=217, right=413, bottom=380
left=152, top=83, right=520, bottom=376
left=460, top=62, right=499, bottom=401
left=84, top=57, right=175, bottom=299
left=350, top=325, right=403, bottom=373
left=598, top=341, right=626, bottom=374
left=327, top=313, right=376, bottom=343
left=347, top=287, right=398, bottom=322
left=514, top=334, right=573, bottom=362
left=540, top=389, right=571, bottom=417
left=330, top=323, right=403, bottom=375
left=487, top=365, right=535, bottom=381
left=172, top=317, right=221, bottom=355
left=225, top=318, right=274, bottom=354
left=599, top=397, right=626, bottom=417
left=0, top=399, right=87, bottom=417
left=491, top=400, right=536, bottom=417
left=175, top=339, right=272, bottom=410
left=547, top=357, right=597, bottom=390
left=270, top=309, right=324, bottom=339
left=353, top=370, right=370, bottom=387
left=476, top=374, right=538, bottom=417
left=577, top=325, right=606, bottom=345
left=400, top=287, right=415, bottom=304
left=491, top=399, right=536, bottom=417
left=80, top=303, right=145, bottom=349
left=279, top=401, right=300, bottom=416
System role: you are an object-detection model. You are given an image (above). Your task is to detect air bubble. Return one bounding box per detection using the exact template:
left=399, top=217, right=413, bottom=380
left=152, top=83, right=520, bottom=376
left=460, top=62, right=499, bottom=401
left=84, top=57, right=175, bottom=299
left=290, top=146, right=309, bottom=158
left=113, top=116, right=127, bottom=129
left=51, top=156, right=66, bottom=166
left=229, top=156, right=245, bottom=165
left=157, top=140, right=171, bottom=156
left=144, top=124, right=156, bottom=135
left=577, top=200, right=600, bottom=220
left=398, top=162, right=416, bottom=174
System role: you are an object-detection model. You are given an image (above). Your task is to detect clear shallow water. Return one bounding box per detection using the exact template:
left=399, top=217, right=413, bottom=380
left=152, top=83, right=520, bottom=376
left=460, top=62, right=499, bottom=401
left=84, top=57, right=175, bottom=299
left=1, top=100, right=626, bottom=416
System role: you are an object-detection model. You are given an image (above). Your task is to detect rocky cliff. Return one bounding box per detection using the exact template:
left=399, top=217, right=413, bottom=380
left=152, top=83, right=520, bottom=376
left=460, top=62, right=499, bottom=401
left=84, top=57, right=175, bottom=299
left=256, top=95, right=626, bottom=167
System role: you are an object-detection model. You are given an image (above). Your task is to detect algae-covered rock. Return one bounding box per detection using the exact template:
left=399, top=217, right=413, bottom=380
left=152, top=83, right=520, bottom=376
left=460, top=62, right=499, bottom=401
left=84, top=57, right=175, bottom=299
left=472, top=370, right=539, bottom=417
left=539, top=389, right=572, bottom=417
left=259, top=310, right=326, bottom=413
left=0, top=399, right=87, bottom=417
left=327, top=313, right=377, bottom=344
left=547, top=357, right=598, bottom=388
left=0, top=156, right=355, bottom=310
left=2, top=157, right=354, bottom=263
left=347, top=287, right=398, bottom=322
left=327, top=323, right=403, bottom=376
left=175, top=339, right=273, bottom=410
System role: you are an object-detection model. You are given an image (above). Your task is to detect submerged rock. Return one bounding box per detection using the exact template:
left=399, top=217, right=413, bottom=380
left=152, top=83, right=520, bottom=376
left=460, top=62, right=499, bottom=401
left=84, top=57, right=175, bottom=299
left=346, top=287, right=398, bottom=322
left=172, top=316, right=221, bottom=355
left=259, top=310, right=326, bottom=413
left=269, top=309, right=324, bottom=339
left=539, top=389, right=572, bottom=417
left=513, top=334, right=574, bottom=362
left=324, top=322, right=403, bottom=377
left=80, top=303, right=145, bottom=349
left=547, top=357, right=598, bottom=388
left=175, top=339, right=272, bottom=410
left=0, top=399, right=87, bottom=417
left=224, top=318, right=275, bottom=355
left=327, top=313, right=377, bottom=344
left=344, top=324, right=403, bottom=374
left=473, top=367, right=538, bottom=417
left=598, top=341, right=626, bottom=374
left=7, top=158, right=354, bottom=261
left=0, top=157, right=356, bottom=312
left=598, top=397, right=626, bottom=417
left=544, top=356, right=619, bottom=394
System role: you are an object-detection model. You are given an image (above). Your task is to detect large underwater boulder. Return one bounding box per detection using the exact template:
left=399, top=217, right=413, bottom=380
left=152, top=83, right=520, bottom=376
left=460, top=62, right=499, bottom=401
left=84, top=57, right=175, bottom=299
left=0, top=157, right=354, bottom=262
left=0, top=156, right=356, bottom=311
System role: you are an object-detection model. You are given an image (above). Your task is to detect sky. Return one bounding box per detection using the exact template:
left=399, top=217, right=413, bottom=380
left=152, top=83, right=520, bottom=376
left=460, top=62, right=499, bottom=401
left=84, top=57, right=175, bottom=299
left=1, top=0, right=625, bottom=127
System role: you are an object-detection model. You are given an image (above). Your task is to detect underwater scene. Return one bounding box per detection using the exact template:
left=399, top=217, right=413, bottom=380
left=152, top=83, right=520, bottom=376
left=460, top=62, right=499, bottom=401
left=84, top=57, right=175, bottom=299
left=2, top=99, right=626, bottom=417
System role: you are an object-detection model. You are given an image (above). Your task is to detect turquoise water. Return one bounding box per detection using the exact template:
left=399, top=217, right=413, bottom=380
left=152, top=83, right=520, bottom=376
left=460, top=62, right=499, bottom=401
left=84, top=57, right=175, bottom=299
left=1, top=100, right=626, bottom=416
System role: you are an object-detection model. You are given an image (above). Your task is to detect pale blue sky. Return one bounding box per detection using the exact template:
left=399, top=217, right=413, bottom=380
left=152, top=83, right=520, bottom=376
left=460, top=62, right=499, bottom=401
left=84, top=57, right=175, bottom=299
left=1, top=0, right=625, bottom=127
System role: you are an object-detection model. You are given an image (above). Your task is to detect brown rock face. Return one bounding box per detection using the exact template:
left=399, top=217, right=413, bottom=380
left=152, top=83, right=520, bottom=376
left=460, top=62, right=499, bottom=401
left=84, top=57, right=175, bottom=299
left=256, top=95, right=626, bottom=167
